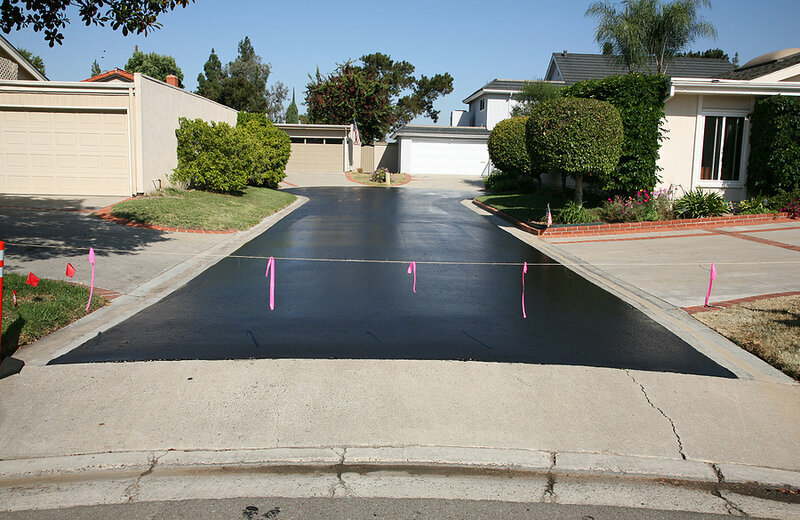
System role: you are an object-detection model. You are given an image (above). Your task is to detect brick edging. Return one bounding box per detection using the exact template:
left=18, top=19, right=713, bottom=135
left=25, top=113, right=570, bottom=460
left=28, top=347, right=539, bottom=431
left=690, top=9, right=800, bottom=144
left=683, top=291, right=800, bottom=314
left=472, top=199, right=793, bottom=238
left=94, top=199, right=237, bottom=234
left=345, top=171, right=413, bottom=187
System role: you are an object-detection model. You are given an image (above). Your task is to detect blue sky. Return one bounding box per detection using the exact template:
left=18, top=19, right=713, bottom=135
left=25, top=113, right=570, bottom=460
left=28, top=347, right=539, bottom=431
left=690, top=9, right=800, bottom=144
left=5, top=0, right=799, bottom=125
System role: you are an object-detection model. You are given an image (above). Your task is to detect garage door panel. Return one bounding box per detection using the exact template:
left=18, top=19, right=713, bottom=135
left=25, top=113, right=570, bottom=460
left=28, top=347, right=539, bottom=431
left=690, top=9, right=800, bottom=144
left=409, top=139, right=488, bottom=175
left=0, top=109, right=131, bottom=196
left=286, top=142, right=343, bottom=173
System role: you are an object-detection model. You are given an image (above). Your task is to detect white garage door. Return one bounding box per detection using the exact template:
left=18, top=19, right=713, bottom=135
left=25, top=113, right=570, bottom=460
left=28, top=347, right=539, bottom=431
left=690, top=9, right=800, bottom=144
left=285, top=140, right=343, bottom=173
left=0, top=109, right=131, bottom=196
left=409, top=138, right=488, bottom=175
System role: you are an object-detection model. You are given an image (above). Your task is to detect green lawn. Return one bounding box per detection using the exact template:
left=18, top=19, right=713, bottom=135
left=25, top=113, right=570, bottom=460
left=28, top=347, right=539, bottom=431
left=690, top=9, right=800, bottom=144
left=110, top=187, right=297, bottom=231
left=476, top=192, right=569, bottom=223
left=1, top=272, right=106, bottom=359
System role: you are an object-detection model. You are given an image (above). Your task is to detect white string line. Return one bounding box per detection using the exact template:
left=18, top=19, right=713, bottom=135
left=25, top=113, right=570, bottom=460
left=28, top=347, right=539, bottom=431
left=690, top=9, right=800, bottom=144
left=3, top=241, right=800, bottom=267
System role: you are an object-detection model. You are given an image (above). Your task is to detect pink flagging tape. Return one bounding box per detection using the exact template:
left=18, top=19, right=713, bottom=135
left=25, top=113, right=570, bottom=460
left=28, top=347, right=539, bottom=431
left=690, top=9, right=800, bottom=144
left=704, top=262, right=717, bottom=307
left=265, top=256, right=275, bottom=310
left=408, top=261, right=417, bottom=293
left=85, top=247, right=95, bottom=311
left=522, top=261, right=528, bottom=319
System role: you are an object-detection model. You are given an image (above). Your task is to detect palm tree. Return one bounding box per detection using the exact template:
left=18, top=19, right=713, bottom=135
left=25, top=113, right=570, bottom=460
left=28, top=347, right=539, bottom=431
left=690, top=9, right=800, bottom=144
left=586, top=0, right=717, bottom=74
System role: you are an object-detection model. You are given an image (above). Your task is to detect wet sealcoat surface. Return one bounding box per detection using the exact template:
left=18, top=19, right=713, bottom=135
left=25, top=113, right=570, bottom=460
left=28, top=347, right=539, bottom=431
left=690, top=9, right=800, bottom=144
left=52, top=188, right=734, bottom=378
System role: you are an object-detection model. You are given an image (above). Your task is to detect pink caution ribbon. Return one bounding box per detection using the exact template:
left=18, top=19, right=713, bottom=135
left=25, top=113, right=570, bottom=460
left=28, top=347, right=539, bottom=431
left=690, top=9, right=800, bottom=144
left=265, top=256, right=275, bottom=310
left=85, top=247, right=95, bottom=311
left=522, top=261, right=528, bottom=318
left=704, top=262, right=717, bottom=307
left=407, top=261, right=416, bottom=293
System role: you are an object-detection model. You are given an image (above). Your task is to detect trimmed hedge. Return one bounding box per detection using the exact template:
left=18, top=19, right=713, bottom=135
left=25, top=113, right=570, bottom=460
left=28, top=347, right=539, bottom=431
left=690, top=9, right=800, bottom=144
left=237, top=112, right=291, bottom=188
left=748, top=95, right=800, bottom=195
left=487, top=116, right=531, bottom=178
left=561, top=73, right=670, bottom=195
left=526, top=97, right=623, bottom=202
left=172, top=118, right=250, bottom=193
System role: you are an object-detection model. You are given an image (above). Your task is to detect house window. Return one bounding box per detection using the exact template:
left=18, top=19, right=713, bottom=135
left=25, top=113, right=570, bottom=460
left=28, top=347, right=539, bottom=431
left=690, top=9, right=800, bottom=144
left=479, top=99, right=485, bottom=111
left=700, top=115, right=745, bottom=182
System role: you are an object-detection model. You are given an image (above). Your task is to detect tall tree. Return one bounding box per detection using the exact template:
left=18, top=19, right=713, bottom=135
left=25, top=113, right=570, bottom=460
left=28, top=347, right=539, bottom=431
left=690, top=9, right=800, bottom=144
left=17, top=48, right=45, bottom=75
left=305, top=53, right=453, bottom=143
left=125, top=50, right=183, bottom=85
left=511, top=80, right=563, bottom=117
left=196, top=37, right=287, bottom=120
left=285, top=88, right=299, bottom=124
left=586, top=0, right=717, bottom=73
left=91, top=59, right=101, bottom=76
left=1, top=0, right=193, bottom=47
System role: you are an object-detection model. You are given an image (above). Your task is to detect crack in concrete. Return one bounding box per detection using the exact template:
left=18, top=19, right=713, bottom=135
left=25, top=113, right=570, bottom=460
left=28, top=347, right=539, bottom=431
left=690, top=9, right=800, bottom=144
left=625, top=371, right=686, bottom=460
left=713, top=490, right=749, bottom=516
left=328, top=447, right=348, bottom=498
left=122, top=449, right=170, bottom=503
left=712, top=463, right=725, bottom=482
left=543, top=451, right=557, bottom=503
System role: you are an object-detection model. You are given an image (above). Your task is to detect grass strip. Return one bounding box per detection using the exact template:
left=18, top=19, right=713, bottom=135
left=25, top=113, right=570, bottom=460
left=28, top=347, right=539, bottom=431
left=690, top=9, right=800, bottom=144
left=110, top=187, right=297, bottom=231
left=694, top=295, right=800, bottom=380
left=1, top=272, right=106, bottom=359
left=476, top=192, right=569, bottom=223
left=349, top=172, right=411, bottom=187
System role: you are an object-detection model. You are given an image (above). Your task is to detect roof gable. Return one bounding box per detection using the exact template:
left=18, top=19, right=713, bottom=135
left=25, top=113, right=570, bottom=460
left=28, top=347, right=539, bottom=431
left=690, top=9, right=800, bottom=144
left=0, top=34, right=48, bottom=81
left=546, top=52, right=733, bottom=85
left=83, top=68, right=135, bottom=83
left=462, top=79, right=529, bottom=104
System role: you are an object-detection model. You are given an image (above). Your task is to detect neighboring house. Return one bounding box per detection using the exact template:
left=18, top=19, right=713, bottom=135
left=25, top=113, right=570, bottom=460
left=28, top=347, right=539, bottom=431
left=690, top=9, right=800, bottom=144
left=0, top=35, right=238, bottom=197
left=82, top=68, right=135, bottom=84
left=276, top=123, right=358, bottom=174
left=0, top=34, right=47, bottom=81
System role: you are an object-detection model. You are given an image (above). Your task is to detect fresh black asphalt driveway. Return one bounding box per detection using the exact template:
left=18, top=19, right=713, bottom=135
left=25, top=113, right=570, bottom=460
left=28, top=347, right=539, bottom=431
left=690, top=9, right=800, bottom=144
left=52, top=188, right=734, bottom=377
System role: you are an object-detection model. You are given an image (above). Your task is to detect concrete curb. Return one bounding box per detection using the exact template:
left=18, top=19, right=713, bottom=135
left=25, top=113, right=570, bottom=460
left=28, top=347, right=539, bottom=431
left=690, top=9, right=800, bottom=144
left=14, top=196, right=309, bottom=366
left=2, top=446, right=797, bottom=491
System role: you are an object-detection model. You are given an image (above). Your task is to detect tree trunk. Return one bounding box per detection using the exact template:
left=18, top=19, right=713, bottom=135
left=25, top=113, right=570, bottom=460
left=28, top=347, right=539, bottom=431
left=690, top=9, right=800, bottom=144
left=575, top=175, right=583, bottom=205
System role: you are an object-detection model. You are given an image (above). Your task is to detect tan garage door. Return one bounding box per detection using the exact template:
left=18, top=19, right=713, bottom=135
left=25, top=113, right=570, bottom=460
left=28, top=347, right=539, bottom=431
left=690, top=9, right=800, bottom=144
left=0, top=109, right=131, bottom=196
left=285, top=141, right=343, bottom=173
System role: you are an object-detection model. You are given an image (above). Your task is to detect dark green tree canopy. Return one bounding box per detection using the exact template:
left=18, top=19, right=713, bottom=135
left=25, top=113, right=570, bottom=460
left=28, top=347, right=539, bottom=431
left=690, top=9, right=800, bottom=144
left=91, top=59, right=101, bottom=77
left=196, top=38, right=287, bottom=121
left=676, top=47, right=728, bottom=59
left=285, top=89, right=299, bottom=124
left=1, top=0, right=193, bottom=46
left=511, top=80, right=562, bottom=117
left=18, top=48, right=45, bottom=75
left=305, top=52, right=453, bottom=143
left=487, top=116, right=532, bottom=179
left=125, top=50, right=183, bottom=86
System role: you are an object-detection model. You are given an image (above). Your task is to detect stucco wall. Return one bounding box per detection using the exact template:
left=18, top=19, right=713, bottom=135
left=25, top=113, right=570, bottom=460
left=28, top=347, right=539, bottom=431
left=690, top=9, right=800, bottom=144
left=658, top=94, right=699, bottom=193
left=485, top=95, right=517, bottom=130
left=470, top=99, right=486, bottom=127
left=135, top=73, right=238, bottom=193
left=375, top=142, right=398, bottom=171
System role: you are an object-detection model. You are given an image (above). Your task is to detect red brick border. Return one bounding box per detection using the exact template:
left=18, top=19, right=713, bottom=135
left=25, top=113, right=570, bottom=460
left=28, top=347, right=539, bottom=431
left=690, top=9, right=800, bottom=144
left=345, top=171, right=413, bottom=187
left=473, top=198, right=793, bottom=239
left=683, top=291, right=800, bottom=314
left=94, top=200, right=237, bottom=234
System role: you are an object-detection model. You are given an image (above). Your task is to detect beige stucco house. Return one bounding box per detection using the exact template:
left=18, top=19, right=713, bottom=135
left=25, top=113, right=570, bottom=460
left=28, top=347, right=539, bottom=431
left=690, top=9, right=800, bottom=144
left=0, top=34, right=237, bottom=197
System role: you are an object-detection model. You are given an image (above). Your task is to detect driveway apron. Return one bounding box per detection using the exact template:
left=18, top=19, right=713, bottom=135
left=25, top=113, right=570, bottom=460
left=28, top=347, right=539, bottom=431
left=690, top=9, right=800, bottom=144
left=51, top=187, right=734, bottom=378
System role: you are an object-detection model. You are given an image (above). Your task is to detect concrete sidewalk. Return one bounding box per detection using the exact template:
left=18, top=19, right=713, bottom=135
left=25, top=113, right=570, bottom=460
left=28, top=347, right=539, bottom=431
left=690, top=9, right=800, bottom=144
left=0, top=185, right=798, bottom=517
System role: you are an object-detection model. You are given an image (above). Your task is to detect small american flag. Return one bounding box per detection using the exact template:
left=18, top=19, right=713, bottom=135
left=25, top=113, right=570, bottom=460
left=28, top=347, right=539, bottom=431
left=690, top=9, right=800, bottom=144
left=353, top=119, right=362, bottom=146
left=546, top=203, right=552, bottom=227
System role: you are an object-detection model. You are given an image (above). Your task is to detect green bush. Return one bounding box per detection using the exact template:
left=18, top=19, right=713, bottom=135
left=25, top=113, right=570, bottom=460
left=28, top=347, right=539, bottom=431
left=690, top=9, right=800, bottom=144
left=171, top=118, right=250, bottom=193
left=598, top=189, right=673, bottom=223
left=674, top=189, right=729, bottom=219
left=526, top=97, right=623, bottom=203
left=734, top=198, right=771, bottom=215
left=237, top=112, right=291, bottom=188
left=488, top=116, right=532, bottom=179
left=561, top=73, right=670, bottom=195
left=748, top=95, right=800, bottom=195
left=554, top=202, right=599, bottom=224
left=763, top=187, right=800, bottom=212
left=483, top=170, right=537, bottom=193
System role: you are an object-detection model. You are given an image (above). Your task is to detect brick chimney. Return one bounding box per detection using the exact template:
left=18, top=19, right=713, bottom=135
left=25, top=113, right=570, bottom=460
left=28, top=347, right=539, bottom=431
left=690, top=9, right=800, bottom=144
left=165, top=74, right=179, bottom=87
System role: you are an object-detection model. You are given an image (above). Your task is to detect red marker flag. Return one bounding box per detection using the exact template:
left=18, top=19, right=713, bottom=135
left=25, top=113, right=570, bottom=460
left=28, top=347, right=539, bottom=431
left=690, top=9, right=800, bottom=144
left=26, top=272, right=40, bottom=287
left=66, top=263, right=76, bottom=278
left=12, top=290, right=18, bottom=306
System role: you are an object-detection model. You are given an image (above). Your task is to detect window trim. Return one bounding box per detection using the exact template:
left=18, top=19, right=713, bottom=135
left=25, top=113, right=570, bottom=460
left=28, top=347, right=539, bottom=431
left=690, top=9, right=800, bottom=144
left=694, top=109, right=750, bottom=189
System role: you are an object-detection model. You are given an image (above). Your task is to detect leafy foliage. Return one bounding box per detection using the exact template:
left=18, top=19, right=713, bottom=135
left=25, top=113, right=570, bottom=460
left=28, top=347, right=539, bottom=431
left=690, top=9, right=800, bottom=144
left=17, top=48, right=45, bottom=75
left=236, top=112, right=291, bottom=188
left=674, top=188, right=728, bottom=218
left=1, top=0, right=193, bottom=46
left=554, top=202, right=600, bottom=224
left=511, top=81, right=562, bottom=117
left=561, top=73, right=670, bottom=195
left=91, top=59, right=101, bottom=76
left=305, top=53, right=453, bottom=143
left=172, top=118, right=250, bottom=193
left=196, top=39, right=287, bottom=121
left=734, top=198, right=770, bottom=215
left=762, top=187, right=800, bottom=213
left=370, top=167, right=392, bottom=182
left=488, top=117, right=531, bottom=179
left=586, top=0, right=716, bottom=74
left=526, top=97, right=623, bottom=203
left=598, top=188, right=674, bottom=222
left=482, top=170, right=537, bottom=193
left=285, top=89, right=299, bottom=124
left=677, top=47, right=728, bottom=59
left=747, top=95, right=800, bottom=195
left=125, top=50, right=183, bottom=85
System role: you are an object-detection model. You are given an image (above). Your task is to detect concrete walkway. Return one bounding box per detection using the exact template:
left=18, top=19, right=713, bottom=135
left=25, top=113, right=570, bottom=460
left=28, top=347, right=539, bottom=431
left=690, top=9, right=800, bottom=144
left=0, top=179, right=798, bottom=518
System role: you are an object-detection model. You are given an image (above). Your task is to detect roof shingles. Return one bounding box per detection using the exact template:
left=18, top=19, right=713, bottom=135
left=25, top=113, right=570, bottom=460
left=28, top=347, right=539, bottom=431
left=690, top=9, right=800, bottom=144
left=548, top=53, right=734, bottom=84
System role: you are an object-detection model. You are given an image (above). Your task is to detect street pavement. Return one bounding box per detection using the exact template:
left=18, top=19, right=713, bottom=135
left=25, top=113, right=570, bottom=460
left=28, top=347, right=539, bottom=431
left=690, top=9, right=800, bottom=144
left=0, top=173, right=798, bottom=518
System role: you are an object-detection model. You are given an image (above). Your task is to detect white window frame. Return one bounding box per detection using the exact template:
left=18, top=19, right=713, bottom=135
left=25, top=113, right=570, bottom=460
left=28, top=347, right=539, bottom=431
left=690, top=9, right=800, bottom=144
left=693, top=109, right=750, bottom=189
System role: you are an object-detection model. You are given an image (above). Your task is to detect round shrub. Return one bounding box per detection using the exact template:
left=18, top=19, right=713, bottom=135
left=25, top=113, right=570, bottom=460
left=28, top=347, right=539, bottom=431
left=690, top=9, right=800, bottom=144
left=237, top=112, right=291, bottom=188
left=488, top=116, right=531, bottom=178
left=526, top=97, right=623, bottom=203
